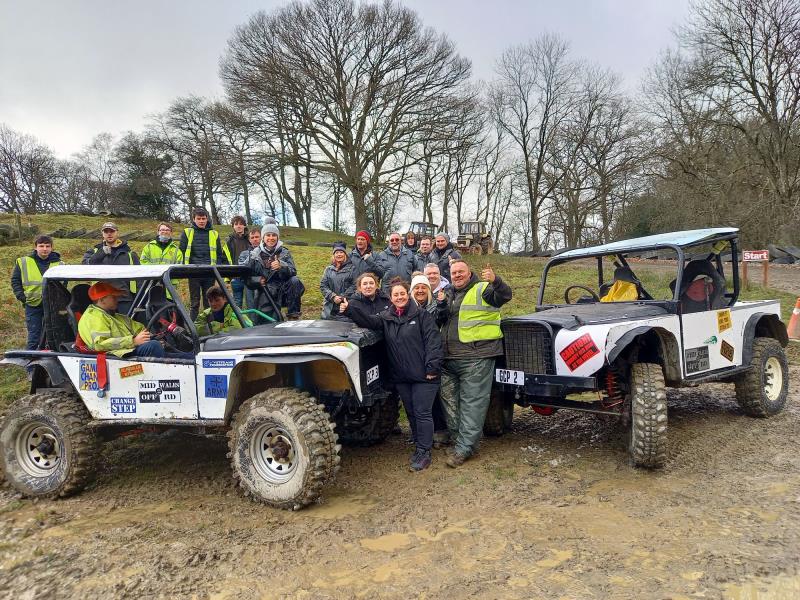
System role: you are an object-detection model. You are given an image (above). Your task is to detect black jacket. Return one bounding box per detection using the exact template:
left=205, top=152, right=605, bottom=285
left=349, top=245, right=385, bottom=279
left=81, top=241, right=139, bottom=266
left=429, top=244, right=462, bottom=282
left=11, top=250, right=62, bottom=303
left=348, top=290, right=391, bottom=315
left=227, top=231, right=250, bottom=264
left=441, top=273, right=512, bottom=359
left=178, top=222, right=229, bottom=265
left=346, top=300, right=443, bottom=383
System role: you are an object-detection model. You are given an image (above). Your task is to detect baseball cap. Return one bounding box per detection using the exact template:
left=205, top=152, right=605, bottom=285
left=88, top=282, right=126, bottom=301
left=101, top=222, right=118, bottom=231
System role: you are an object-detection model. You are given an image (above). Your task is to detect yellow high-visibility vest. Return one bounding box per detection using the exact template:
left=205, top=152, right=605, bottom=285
left=457, top=282, right=502, bottom=342
left=16, top=256, right=63, bottom=307
left=183, top=228, right=232, bottom=265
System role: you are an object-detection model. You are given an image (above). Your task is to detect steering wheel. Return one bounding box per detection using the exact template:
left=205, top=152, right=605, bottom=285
left=564, top=285, right=600, bottom=304
left=146, top=304, right=194, bottom=352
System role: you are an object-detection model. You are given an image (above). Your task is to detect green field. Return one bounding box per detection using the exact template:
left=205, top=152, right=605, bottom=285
left=1, top=213, right=797, bottom=412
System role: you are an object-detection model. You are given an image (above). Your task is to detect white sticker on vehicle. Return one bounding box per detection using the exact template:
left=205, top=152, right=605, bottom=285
left=274, top=320, right=315, bottom=328
left=366, top=365, right=379, bottom=385
left=138, top=380, right=181, bottom=403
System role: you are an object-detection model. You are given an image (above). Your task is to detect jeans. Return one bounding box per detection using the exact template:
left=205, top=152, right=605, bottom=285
left=440, top=357, right=496, bottom=457
left=126, top=341, right=194, bottom=361
left=24, top=304, right=43, bottom=350
left=394, top=381, right=439, bottom=451
left=189, top=277, right=215, bottom=320
left=231, top=278, right=245, bottom=308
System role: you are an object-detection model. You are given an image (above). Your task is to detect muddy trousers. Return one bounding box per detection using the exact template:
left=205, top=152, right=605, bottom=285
left=394, top=381, right=439, bottom=451
left=440, top=357, right=496, bottom=457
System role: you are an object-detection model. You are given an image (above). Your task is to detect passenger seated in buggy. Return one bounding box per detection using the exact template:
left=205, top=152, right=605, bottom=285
left=194, top=286, right=251, bottom=336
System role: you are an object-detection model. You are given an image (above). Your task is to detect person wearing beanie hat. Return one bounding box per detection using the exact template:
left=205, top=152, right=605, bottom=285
left=350, top=230, right=385, bottom=279
left=375, top=232, right=424, bottom=293
left=242, top=220, right=305, bottom=321
left=429, top=232, right=461, bottom=283
left=320, top=241, right=356, bottom=320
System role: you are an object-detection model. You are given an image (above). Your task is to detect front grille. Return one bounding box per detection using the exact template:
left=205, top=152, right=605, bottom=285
left=502, top=322, right=555, bottom=374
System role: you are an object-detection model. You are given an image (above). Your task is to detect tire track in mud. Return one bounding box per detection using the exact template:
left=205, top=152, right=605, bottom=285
left=1, top=368, right=799, bottom=599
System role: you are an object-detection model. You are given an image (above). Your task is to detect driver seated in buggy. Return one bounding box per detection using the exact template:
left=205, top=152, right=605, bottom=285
left=78, top=281, right=194, bottom=360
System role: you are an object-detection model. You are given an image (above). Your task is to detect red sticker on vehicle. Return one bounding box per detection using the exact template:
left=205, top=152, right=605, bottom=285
left=559, top=334, right=600, bottom=371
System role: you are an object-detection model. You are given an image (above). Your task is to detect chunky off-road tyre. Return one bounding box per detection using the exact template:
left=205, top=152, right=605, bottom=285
left=228, top=388, right=340, bottom=510
left=335, top=393, right=400, bottom=447
left=734, top=338, right=789, bottom=417
left=0, top=392, right=99, bottom=498
left=627, top=363, right=667, bottom=469
left=483, top=390, right=514, bottom=436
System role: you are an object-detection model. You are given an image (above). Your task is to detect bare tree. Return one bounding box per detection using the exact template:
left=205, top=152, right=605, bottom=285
left=74, top=133, right=118, bottom=212
left=220, top=0, right=471, bottom=233
left=681, top=0, right=800, bottom=211
left=490, top=33, right=578, bottom=252
left=0, top=124, right=59, bottom=214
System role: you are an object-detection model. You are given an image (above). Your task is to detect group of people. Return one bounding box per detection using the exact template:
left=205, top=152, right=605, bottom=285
left=12, top=214, right=512, bottom=473
left=318, top=230, right=510, bottom=472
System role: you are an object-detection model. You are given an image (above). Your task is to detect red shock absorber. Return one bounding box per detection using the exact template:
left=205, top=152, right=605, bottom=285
left=602, top=369, right=624, bottom=410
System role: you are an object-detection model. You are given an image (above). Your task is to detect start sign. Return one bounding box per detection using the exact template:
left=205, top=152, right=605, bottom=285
left=742, top=250, right=769, bottom=262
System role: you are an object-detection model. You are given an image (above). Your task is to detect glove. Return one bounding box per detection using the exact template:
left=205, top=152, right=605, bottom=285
left=102, top=245, right=112, bottom=255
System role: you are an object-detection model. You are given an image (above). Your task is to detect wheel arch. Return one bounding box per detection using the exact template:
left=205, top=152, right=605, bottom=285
left=607, top=326, right=680, bottom=384
left=742, top=312, right=789, bottom=365
left=223, top=354, right=356, bottom=424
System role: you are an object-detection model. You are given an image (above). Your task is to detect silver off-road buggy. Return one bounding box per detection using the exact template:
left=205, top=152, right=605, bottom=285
left=488, top=228, right=789, bottom=468
left=0, top=264, right=398, bottom=509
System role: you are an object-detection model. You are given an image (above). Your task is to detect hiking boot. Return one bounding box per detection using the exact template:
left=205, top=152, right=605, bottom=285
left=446, top=451, right=468, bottom=468
left=410, top=449, right=432, bottom=472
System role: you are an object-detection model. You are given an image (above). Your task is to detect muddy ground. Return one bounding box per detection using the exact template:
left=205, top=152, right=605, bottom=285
left=1, top=369, right=800, bottom=599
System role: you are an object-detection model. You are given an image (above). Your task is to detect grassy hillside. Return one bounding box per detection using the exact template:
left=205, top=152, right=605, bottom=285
left=1, top=214, right=797, bottom=411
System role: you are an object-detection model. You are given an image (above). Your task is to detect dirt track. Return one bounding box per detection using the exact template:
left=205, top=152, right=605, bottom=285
left=2, top=369, right=800, bottom=599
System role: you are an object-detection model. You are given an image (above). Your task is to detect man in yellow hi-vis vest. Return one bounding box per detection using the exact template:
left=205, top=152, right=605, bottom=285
left=438, top=259, right=512, bottom=467
left=178, top=208, right=232, bottom=319
left=11, top=235, right=63, bottom=349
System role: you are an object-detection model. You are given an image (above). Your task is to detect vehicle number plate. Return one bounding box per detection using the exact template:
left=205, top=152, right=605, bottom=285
left=366, top=365, right=379, bottom=385
left=495, top=369, right=524, bottom=385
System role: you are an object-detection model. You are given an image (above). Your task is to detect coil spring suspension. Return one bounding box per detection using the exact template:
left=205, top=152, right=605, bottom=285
left=602, top=369, right=625, bottom=410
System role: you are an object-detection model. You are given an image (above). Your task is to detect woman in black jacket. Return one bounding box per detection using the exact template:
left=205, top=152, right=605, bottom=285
left=340, top=272, right=391, bottom=317
left=342, top=279, right=443, bottom=471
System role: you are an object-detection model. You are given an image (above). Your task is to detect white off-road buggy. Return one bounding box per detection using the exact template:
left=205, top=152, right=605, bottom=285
left=489, top=228, right=790, bottom=468
left=0, top=264, right=398, bottom=509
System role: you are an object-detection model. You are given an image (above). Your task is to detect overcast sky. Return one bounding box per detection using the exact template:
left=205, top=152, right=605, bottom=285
left=0, top=0, right=691, bottom=159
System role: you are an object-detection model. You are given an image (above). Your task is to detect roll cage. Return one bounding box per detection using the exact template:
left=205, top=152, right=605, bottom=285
left=537, top=229, right=741, bottom=311
left=40, top=265, right=280, bottom=353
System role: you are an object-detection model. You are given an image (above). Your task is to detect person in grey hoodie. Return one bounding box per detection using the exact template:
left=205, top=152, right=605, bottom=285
left=428, top=232, right=461, bottom=283
left=375, top=232, right=422, bottom=292
left=320, top=242, right=356, bottom=320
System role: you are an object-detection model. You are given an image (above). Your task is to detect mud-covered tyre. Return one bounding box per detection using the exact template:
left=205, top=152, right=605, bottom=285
left=483, top=390, right=513, bottom=436
left=335, top=393, right=400, bottom=447
left=0, top=392, right=99, bottom=498
left=734, top=338, right=789, bottom=417
left=627, top=363, right=667, bottom=469
left=228, top=388, right=340, bottom=510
